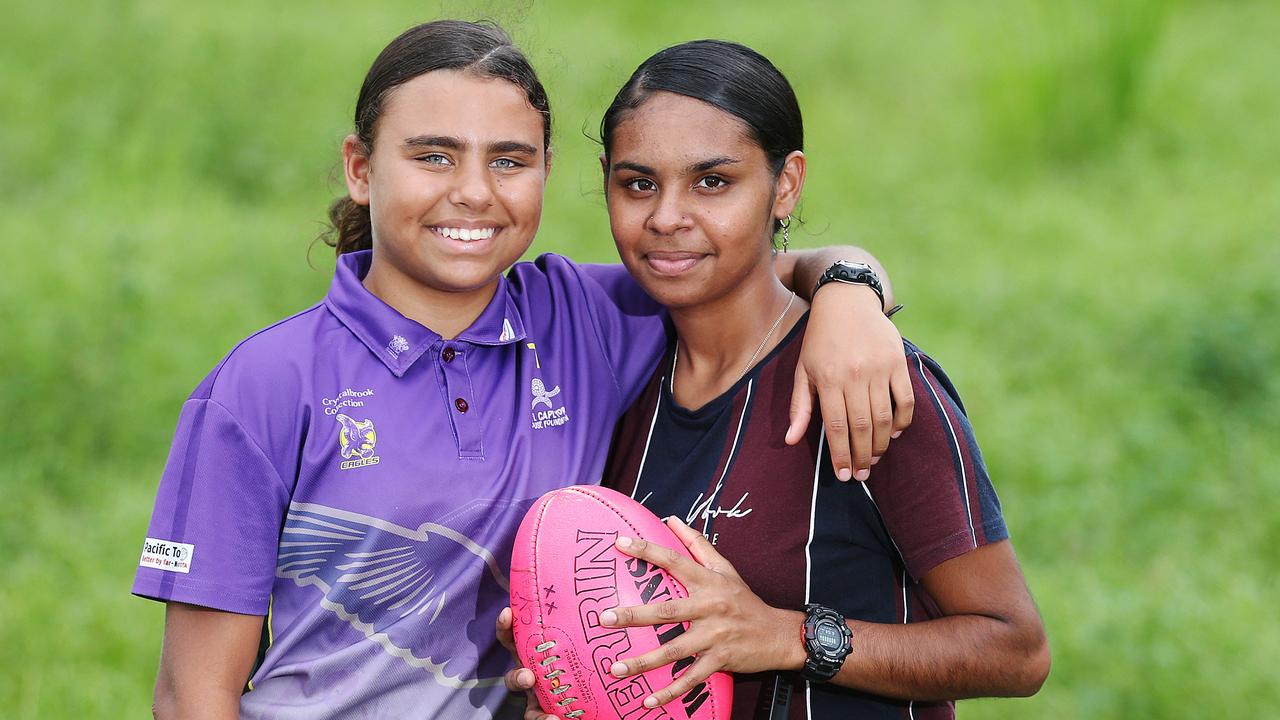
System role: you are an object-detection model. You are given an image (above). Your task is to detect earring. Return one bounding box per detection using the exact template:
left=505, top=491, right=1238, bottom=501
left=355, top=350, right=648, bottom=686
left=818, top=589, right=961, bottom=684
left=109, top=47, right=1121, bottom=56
left=779, top=215, right=791, bottom=253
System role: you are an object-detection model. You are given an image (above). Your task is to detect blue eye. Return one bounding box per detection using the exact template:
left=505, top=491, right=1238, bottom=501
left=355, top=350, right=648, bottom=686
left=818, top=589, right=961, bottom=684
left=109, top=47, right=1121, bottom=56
left=418, top=153, right=451, bottom=166
left=491, top=157, right=523, bottom=170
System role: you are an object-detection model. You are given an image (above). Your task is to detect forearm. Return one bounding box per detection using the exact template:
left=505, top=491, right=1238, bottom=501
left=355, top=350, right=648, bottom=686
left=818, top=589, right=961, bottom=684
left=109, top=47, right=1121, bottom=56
left=773, top=609, right=1049, bottom=701
left=777, top=245, right=895, bottom=309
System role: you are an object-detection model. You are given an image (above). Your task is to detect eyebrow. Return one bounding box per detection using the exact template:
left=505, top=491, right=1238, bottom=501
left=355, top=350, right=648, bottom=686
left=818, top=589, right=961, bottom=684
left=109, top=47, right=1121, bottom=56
left=402, top=135, right=538, bottom=156
left=689, top=156, right=740, bottom=173
left=611, top=157, right=741, bottom=176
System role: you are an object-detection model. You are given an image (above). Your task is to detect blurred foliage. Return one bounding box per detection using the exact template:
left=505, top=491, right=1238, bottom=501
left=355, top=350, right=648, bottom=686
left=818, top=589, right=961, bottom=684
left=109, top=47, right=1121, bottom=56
left=1, top=0, right=1277, bottom=717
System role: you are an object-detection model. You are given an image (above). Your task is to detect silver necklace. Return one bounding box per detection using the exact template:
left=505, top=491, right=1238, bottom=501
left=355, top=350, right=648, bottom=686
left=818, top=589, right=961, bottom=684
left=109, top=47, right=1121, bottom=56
left=672, top=291, right=796, bottom=391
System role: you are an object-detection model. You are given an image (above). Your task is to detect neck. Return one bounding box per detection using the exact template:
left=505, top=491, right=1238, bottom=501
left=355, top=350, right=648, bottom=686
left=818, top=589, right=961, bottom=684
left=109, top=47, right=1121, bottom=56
left=362, top=261, right=498, bottom=340
left=669, top=270, right=805, bottom=409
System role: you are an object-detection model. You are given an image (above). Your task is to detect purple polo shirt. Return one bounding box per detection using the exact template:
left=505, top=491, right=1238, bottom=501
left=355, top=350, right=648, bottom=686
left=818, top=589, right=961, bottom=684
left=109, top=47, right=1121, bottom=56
left=133, top=251, right=666, bottom=719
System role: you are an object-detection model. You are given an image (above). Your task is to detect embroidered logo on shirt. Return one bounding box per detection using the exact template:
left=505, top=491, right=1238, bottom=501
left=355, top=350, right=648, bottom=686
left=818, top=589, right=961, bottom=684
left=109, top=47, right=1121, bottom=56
left=530, top=378, right=570, bottom=429
left=139, top=537, right=194, bottom=574
left=336, top=413, right=381, bottom=469
left=387, top=335, right=411, bottom=357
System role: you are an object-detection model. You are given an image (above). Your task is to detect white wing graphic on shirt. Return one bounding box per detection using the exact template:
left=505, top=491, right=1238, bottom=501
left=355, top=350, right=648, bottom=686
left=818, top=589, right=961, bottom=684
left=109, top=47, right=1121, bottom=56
left=276, top=501, right=510, bottom=688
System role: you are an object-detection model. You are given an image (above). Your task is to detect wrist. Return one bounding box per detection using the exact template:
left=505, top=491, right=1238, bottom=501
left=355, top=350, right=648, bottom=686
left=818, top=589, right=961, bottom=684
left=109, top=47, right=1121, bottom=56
left=813, top=280, right=884, bottom=312
left=774, top=609, right=808, bottom=671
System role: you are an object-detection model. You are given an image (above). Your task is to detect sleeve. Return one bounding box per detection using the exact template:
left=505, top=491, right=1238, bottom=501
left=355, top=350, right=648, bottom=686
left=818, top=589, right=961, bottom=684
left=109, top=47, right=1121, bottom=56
left=862, top=349, right=1008, bottom=582
left=574, top=262, right=670, bottom=409
left=131, top=397, right=290, bottom=615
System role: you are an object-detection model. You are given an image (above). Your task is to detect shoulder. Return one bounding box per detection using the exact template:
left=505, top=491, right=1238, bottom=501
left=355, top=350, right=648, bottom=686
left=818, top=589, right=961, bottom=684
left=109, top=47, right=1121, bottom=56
left=900, top=339, right=969, bottom=419
left=190, top=303, right=331, bottom=412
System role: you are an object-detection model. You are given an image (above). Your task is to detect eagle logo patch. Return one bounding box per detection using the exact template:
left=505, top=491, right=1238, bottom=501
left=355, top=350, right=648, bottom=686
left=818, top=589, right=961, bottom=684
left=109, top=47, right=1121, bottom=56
left=336, top=413, right=380, bottom=469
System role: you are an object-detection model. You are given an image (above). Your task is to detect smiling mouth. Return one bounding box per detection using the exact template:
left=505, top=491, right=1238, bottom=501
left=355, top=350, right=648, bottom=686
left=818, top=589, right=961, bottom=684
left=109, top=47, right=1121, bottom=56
left=644, top=251, right=707, bottom=276
left=429, top=226, right=498, bottom=243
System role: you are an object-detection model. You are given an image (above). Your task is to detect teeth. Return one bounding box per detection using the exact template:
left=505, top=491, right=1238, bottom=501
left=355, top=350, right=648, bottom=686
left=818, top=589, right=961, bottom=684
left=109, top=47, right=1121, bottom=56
left=434, top=227, right=495, bottom=242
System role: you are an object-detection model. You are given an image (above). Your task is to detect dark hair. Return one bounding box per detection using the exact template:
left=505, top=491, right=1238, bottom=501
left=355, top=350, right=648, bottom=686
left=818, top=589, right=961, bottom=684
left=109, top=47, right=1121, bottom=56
left=325, top=20, right=552, bottom=255
left=601, top=39, right=803, bottom=193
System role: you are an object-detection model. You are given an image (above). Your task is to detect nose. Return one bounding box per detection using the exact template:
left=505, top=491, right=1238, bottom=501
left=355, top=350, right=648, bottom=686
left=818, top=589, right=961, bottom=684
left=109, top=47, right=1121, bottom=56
left=645, top=190, right=691, bottom=236
left=448, top=157, right=495, bottom=211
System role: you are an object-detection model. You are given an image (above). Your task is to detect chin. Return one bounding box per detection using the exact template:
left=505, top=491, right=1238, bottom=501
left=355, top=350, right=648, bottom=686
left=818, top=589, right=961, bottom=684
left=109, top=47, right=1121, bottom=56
left=637, top=280, right=708, bottom=311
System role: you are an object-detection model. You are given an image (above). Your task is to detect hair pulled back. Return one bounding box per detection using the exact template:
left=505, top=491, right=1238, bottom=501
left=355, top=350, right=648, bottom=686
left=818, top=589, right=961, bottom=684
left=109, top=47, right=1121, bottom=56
left=325, top=20, right=551, bottom=255
left=600, top=40, right=803, bottom=234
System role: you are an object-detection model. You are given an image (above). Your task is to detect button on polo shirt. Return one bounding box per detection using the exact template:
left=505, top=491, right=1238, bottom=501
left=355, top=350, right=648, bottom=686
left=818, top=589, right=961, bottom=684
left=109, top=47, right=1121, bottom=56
left=132, top=250, right=668, bottom=719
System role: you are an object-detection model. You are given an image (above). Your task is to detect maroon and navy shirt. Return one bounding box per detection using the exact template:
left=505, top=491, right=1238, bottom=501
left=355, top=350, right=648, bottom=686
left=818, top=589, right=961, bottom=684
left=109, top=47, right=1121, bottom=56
left=603, top=316, right=1007, bottom=720
left=133, top=251, right=667, bottom=719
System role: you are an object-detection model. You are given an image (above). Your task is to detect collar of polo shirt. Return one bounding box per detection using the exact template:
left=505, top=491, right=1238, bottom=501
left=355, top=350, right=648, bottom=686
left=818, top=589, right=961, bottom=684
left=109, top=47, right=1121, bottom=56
left=324, top=251, right=528, bottom=377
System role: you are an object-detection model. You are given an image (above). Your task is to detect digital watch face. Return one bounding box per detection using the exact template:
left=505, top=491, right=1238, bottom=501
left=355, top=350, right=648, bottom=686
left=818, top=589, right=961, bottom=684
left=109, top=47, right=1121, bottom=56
left=817, top=620, right=844, bottom=651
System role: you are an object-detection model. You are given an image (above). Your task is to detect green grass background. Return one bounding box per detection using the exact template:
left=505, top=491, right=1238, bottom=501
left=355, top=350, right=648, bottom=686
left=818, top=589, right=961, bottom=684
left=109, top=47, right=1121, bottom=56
left=2, top=0, right=1277, bottom=717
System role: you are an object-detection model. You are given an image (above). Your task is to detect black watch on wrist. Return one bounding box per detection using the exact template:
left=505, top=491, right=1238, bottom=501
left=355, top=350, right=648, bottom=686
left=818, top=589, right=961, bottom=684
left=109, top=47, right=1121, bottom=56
left=813, top=260, right=885, bottom=311
left=800, top=603, right=853, bottom=683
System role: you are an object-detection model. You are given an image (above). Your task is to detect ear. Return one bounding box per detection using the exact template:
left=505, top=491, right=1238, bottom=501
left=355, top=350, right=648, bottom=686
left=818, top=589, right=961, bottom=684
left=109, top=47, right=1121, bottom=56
left=543, top=145, right=554, bottom=177
left=342, top=134, right=372, bottom=206
left=772, top=150, right=807, bottom=220
left=599, top=153, right=610, bottom=195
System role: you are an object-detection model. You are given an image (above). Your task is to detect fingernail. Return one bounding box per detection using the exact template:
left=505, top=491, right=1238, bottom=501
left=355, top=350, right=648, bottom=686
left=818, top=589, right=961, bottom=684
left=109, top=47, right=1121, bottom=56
left=855, top=468, right=870, bottom=481
left=871, top=456, right=880, bottom=465
left=837, top=468, right=852, bottom=482
left=610, top=661, right=627, bottom=676
left=616, top=536, right=632, bottom=548
left=892, top=430, right=902, bottom=439
left=601, top=610, right=617, bottom=625
left=644, top=696, right=658, bottom=709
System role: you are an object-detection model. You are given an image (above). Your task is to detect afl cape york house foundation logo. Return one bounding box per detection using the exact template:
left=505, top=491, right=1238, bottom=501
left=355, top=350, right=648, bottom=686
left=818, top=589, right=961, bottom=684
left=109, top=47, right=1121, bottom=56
left=530, top=377, right=570, bottom=430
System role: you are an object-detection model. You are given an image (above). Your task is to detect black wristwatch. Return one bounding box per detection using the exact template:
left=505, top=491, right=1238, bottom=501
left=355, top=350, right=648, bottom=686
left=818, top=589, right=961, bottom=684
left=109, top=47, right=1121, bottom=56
left=800, top=603, right=853, bottom=683
left=813, top=261, right=885, bottom=311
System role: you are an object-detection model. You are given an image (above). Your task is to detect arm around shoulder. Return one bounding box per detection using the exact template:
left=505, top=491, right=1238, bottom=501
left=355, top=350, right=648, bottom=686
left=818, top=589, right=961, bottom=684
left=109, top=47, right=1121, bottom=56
left=153, top=602, right=264, bottom=720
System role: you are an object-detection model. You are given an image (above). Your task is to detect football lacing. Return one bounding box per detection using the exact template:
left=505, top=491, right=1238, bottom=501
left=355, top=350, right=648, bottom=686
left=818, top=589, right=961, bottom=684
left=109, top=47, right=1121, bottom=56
left=534, top=637, right=583, bottom=718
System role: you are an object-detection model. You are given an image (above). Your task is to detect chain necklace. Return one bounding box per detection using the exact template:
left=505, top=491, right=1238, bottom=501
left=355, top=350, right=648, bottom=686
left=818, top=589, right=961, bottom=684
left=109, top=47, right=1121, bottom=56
left=673, top=291, right=796, bottom=391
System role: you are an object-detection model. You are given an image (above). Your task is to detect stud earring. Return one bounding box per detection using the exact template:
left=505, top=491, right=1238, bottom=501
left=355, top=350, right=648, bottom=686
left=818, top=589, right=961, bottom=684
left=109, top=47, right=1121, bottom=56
left=779, top=215, right=792, bottom=253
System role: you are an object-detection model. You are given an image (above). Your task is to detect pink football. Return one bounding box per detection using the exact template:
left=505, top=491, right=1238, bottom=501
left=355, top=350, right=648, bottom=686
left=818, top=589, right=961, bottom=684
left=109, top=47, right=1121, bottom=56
left=510, top=485, right=732, bottom=720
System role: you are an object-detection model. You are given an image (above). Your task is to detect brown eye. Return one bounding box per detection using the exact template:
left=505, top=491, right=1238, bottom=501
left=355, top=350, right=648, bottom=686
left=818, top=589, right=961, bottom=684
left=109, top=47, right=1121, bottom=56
left=695, top=175, right=728, bottom=190
left=625, top=178, right=656, bottom=192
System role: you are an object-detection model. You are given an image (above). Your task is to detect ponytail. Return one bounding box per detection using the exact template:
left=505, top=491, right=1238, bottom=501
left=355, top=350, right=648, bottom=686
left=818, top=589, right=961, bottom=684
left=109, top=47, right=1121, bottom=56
left=324, top=195, right=373, bottom=255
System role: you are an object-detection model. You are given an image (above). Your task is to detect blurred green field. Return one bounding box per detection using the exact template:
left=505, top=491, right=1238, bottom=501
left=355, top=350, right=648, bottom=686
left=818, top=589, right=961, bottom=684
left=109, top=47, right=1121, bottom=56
left=2, top=0, right=1277, bottom=717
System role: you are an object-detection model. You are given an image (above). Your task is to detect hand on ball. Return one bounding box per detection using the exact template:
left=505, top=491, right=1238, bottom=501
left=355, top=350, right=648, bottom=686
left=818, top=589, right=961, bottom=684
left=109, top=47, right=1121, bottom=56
left=601, top=517, right=803, bottom=710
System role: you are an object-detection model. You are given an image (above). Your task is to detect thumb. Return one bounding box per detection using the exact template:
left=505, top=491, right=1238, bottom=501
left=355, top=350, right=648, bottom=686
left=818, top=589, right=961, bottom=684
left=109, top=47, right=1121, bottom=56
left=786, top=363, right=814, bottom=445
left=664, top=516, right=740, bottom=579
